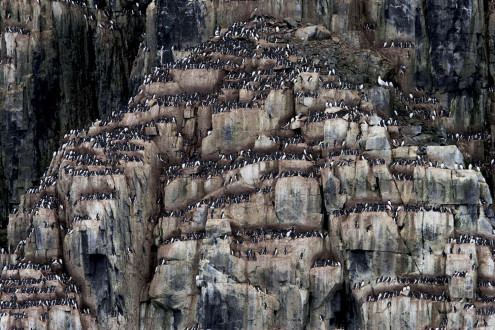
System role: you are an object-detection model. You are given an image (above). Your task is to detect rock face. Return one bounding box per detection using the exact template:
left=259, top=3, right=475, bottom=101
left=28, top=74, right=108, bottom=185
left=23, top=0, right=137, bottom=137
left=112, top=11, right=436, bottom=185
left=2, top=0, right=495, bottom=230
left=2, top=2, right=495, bottom=330
left=0, top=0, right=148, bottom=224
left=0, top=258, right=97, bottom=329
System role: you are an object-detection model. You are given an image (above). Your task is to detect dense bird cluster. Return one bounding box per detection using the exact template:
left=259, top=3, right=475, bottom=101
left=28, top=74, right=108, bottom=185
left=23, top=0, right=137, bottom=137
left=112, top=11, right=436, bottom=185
left=162, top=193, right=252, bottom=219
left=447, top=131, right=489, bottom=141
left=477, top=308, right=495, bottom=315
left=0, top=285, right=56, bottom=294
left=163, top=232, right=206, bottom=245
left=232, top=228, right=327, bottom=243
left=72, top=214, right=91, bottom=222
left=409, top=291, right=449, bottom=302
left=212, top=101, right=261, bottom=114
left=31, top=195, right=61, bottom=210
left=449, top=235, right=495, bottom=246
left=347, top=203, right=391, bottom=213
left=64, top=166, right=125, bottom=176
left=478, top=279, right=495, bottom=287
left=396, top=276, right=448, bottom=285
left=403, top=204, right=453, bottom=213
left=382, top=41, right=414, bottom=48
left=451, top=271, right=468, bottom=278
left=367, top=288, right=449, bottom=303
left=79, top=192, right=115, bottom=201
left=312, top=259, right=341, bottom=268
left=366, top=289, right=402, bottom=302
left=0, top=297, right=79, bottom=310
left=0, top=256, right=90, bottom=325
left=4, top=26, right=31, bottom=35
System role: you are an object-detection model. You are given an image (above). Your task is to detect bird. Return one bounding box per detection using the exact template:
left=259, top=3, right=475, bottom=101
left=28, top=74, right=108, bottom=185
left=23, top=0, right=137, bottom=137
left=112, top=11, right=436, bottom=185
left=251, top=7, right=259, bottom=18
left=378, top=76, right=387, bottom=87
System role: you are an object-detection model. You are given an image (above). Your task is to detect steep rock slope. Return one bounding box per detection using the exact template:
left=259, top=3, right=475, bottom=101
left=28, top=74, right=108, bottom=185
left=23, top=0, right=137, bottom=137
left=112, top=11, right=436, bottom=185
left=0, top=0, right=149, bottom=224
left=5, top=16, right=495, bottom=329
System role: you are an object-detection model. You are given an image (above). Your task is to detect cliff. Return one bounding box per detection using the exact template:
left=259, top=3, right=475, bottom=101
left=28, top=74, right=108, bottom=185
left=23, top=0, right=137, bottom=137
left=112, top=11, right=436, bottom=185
left=0, top=0, right=149, bottom=225
left=2, top=0, right=495, bottom=329
left=1, top=0, right=494, bottom=231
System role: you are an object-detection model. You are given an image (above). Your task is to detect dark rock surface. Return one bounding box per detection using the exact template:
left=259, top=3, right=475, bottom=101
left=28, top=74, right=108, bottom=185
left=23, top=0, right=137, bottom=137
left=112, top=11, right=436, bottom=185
left=0, top=0, right=149, bottom=224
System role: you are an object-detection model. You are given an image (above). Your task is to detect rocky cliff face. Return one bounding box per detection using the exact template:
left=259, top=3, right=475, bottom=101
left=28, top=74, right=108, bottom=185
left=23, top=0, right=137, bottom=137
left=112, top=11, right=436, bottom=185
left=2, top=0, right=493, bottom=228
left=0, top=0, right=149, bottom=225
left=3, top=0, right=495, bottom=329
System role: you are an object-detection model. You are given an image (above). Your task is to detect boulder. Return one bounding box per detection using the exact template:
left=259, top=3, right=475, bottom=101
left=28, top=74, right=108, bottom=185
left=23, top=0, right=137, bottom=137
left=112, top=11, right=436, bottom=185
left=295, top=25, right=331, bottom=41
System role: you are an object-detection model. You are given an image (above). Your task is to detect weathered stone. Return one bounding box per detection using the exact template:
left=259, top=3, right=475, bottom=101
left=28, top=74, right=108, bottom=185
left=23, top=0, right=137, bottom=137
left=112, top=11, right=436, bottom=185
left=295, top=25, right=331, bottom=41
left=426, top=145, right=464, bottom=169
left=275, top=177, right=322, bottom=228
